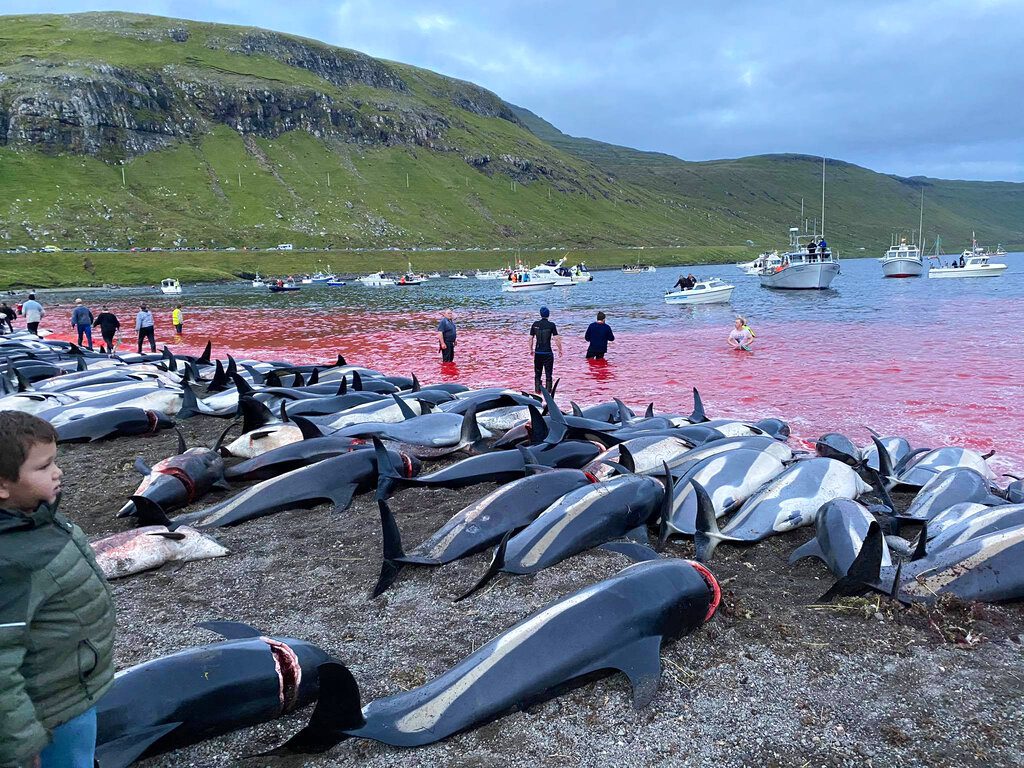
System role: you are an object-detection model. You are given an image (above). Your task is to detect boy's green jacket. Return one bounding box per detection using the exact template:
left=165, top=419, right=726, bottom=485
left=0, top=500, right=116, bottom=767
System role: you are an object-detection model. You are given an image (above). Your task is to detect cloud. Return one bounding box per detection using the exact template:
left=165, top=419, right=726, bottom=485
left=1, top=0, right=1022, bottom=180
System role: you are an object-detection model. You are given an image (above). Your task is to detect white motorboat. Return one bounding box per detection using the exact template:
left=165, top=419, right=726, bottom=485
left=475, top=269, right=507, bottom=280
left=501, top=270, right=555, bottom=292
left=738, top=251, right=781, bottom=276
left=396, top=273, right=425, bottom=286
left=530, top=258, right=577, bottom=286
left=664, top=277, right=735, bottom=304
left=760, top=228, right=840, bottom=290
left=622, top=264, right=656, bottom=274
left=358, top=271, right=397, bottom=286
left=428, top=272, right=442, bottom=279
left=928, top=253, right=1007, bottom=279
left=449, top=272, right=469, bottom=280
left=159, top=278, right=182, bottom=295
left=251, top=273, right=267, bottom=288
left=570, top=262, right=594, bottom=282
left=879, top=238, right=924, bottom=278
left=300, top=275, right=314, bottom=284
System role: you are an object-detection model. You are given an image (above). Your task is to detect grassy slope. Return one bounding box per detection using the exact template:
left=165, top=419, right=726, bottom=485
left=512, top=106, right=1024, bottom=252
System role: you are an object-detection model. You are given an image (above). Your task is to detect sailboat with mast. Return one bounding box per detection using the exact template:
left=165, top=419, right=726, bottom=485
left=879, top=189, right=926, bottom=277
left=759, top=158, right=840, bottom=290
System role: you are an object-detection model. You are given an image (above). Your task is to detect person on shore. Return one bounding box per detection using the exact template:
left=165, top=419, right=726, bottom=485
left=584, top=311, right=615, bottom=360
left=728, top=317, right=755, bottom=351
left=135, top=305, right=156, bottom=353
left=0, top=302, right=15, bottom=333
left=69, top=299, right=94, bottom=350
left=93, top=307, right=120, bottom=355
left=0, top=411, right=116, bottom=768
left=529, top=306, right=561, bottom=392
left=172, top=305, right=184, bottom=336
left=437, top=309, right=457, bottom=363
left=20, top=294, right=43, bottom=336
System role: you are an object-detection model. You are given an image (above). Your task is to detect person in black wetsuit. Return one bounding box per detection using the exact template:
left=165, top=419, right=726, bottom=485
left=529, top=306, right=562, bottom=393
left=92, top=307, right=120, bottom=355
left=0, top=303, right=14, bottom=333
left=584, top=311, right=615, bottom=360
left=436, top=309, right=457, bottom=363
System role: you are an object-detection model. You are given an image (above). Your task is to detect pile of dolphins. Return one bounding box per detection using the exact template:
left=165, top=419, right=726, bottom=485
left=2, top=329, right=1022, bottom=766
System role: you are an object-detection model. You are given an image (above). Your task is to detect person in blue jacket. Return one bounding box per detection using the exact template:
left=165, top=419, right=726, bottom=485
left=584, top=311, right=615, bottom=360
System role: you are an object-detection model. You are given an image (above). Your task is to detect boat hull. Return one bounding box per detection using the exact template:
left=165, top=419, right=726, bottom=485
left=760, top=262, right=839, bottom=290
left=928, top=265, right=1007, bottom=279
left=501, top=281, right=555, bottom=292
left=664, top=287, right=734, bottom=305
left=881, top=258, right=924, bottom=278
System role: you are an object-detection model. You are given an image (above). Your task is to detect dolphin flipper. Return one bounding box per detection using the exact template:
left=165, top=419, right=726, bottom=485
left=599, top=540, right=661, bottom=562
left=587, top=635, right=664, bottom=709
left=94, top=722, right=183, bottom=768
left=788, top=538, right=824, bottom=565
left=133, top=457, right=152, bottom=476
left=455, top=532, right=510, bottom=602
left=328, top=483, right=358, bottom=513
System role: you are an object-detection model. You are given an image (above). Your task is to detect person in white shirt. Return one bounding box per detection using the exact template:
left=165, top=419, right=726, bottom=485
left=135, top=305, right=156, bottom=353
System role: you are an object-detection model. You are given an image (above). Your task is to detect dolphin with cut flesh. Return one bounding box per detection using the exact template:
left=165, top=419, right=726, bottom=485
left=91, top=526, right=229, bottom=580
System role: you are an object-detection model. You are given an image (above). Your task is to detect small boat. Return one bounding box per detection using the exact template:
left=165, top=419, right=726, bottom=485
left=570, top=262, right=594, bottom=282
left=327, top=279, right=347, bottom=287
left=300, top=275, right=314, bottom=285
left=664, top=277, right=735, bottom=305
left=879, top=238, right=924, bottom=278
left=737, top=251, right=781, bottom=276
left=928, top=253, right=1007, bottom=279
left=530, top=258, right=576, bottom=286
left=449, top=272, right=469, bottom=280
left=475, top=269, right=507, bottom=280
left=428, top=272, right=442, bottom=279
left=396, top=274, right=425, bottom=286
left=501, top=270, right=555, bottom=292
left=622, top=262, right=656, bottom=274
left=159, top=278, right=182, bottom=295
left=310, top=267, right=335, bottom=283
left=268, top=279, right=300, bottom=293
left=251, top=273, right=267, bottom=288
left=994, top=244, right=1007, bottom=259
left=358, top=272, right=397, bottom=287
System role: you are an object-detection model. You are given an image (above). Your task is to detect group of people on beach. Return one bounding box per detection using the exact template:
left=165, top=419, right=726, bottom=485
left=438, top=305, right=754, bottom=392
left=0, top=295, right=185, bottom=354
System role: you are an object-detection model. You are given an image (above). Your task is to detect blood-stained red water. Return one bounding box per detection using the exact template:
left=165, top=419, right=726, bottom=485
left=49, top=292, right=1024, bottom=476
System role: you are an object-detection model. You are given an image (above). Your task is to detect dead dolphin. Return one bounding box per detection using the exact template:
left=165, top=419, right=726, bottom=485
left=119, top=429, right=229, bottom=517
left=788, top=499, right=892, bottom=576
left=133, top=447, right=421, bottom=529
left=272, top=558, right=718, bottom=753
left=899, top=467, right=1005, bottom=521
left=55, top=408, right=174, bottom=443
left=582, top=436, right=695, bottom=482
left=94, top=622, right=332, bottom=767
left=815, top=433, right=861, bottom=466
left=917, top=503, right=1024, bottom=555
left=372, top=466, right=598, bottom=596
left=661, top=448, right=787, bottom=541
left=458, top=466, right=673, bottom=600
left=891, top=446, right=996, bottom=488
left=695, top=458, right=873, bottom=561
left=91, top=526, right=229, bottom=579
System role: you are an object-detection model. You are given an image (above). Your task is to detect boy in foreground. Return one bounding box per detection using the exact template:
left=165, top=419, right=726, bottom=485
left=0, top=412, right=116, bottom=768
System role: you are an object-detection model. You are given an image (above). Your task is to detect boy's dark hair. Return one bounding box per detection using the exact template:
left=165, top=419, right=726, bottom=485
left=0, top=412, right=58, bottom=481
left=596, top=312, right=606, bottom=321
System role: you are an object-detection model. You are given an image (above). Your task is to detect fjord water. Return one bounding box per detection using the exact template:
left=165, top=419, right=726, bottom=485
left=62, top=255, right=1024, bottom=474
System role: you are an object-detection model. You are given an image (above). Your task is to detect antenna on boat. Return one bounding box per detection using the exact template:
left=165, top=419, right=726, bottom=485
left=820, top=157, right=826, bottom=238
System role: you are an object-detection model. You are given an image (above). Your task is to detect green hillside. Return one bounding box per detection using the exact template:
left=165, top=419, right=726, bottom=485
left=0, top=10, right=1021, bottom=267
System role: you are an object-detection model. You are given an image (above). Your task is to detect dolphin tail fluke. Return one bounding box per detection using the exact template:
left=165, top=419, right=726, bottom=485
left=372, top=500, right=406, bottom=597
left=132, top=457, right=152, bottom=477
left=455, top=532, right=510, bottom=602
left=130, top=496, right=173, bottom=528
left=910, top=523, right=928, bottom=561
left=570, top=401, right=583, bottom=417
left=197, top=341, right=212, bottom=365
left=268, top=662, right=362, bottom=755
left=692, top=480, right=726, bottom=562
left=817, top=522, right=884, bottom=602
left=689, top=387, right=707, bottom=423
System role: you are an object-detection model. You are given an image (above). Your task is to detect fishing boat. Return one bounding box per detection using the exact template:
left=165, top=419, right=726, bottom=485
left=427, top=272, right=442, bottom=279
left=994, top=244, right=1007, bottom=259
left=358, top=272, right=397, bottom=287
left=879, top=238, right=924, bottom=278
left=501, top=270, right=555, bottom=292
left=299, top=274, right=314, bottom=285
left=737, top=251, right=781, bottom=276
left=928, top=252, right=1007, bottom=279
left=664, top=277, right=735, bottom=304
left=251, top=273, right=267, bottom=288
left=622, top=262, right=656, bottom=274
left=268, top=278, right=300, bottom=292
left=326, top=279, right=347, bottom=287
left=396, top=273, right=425, bottom=286
left=159, top=278, right=182, bottom=295
left=310, top=266, right=335, bottom=283
left=449, top=272, right=469, bottom=280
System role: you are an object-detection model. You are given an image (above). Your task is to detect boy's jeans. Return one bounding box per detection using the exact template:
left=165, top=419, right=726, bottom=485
left=40, top=707, right=96, bottom=768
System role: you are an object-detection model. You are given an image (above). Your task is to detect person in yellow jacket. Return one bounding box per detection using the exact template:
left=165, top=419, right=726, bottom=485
left=171, top=305, right=183, bottom=336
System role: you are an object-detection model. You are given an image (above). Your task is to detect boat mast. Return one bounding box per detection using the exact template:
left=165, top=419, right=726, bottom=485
left=820, top=157, right=826, bottom=238
left=918, top=188, right=924, bottom=247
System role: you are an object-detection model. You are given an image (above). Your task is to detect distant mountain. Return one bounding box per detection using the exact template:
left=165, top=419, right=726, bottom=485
left=0, top=12, right=1020, bottom=251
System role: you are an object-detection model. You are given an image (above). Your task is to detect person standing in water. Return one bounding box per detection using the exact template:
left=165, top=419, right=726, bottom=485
left=436, top=309, right=457, bottom=363
left=135, top=305, right=156, bottom=353
left=69, top=299, right=94, bottom=350
left=171, top=305, right=183, bottom=336
left=529, top=306, right=561, bottom=392
left=93, top=307, right=120, bottom=355
left=20, top=294, right=43, bottom=336
left=728, top=317, right=755, bottom=351
left=584, top=311, right=615, bottom=360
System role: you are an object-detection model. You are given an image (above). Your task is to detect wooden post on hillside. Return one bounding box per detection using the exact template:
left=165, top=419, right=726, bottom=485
left=406, top=173, right=410, bottom=189
left=327, top=172, right=331, bottom=188
left=121, top=166, right=126, bottom=187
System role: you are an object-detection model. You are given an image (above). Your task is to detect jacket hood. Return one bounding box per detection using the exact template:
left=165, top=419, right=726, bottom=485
left=0, top=498, right=58, bottom=533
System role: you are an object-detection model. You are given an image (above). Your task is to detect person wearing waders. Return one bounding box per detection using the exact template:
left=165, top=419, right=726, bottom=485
left=529, top=306, right=561, bottom=393
left=69, top=299, right=94, bottom=350
left=437, top=309, right=456, bottom=363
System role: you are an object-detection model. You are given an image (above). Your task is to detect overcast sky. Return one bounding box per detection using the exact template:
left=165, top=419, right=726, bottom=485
left=4, top=0, right=1023, bottom=181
